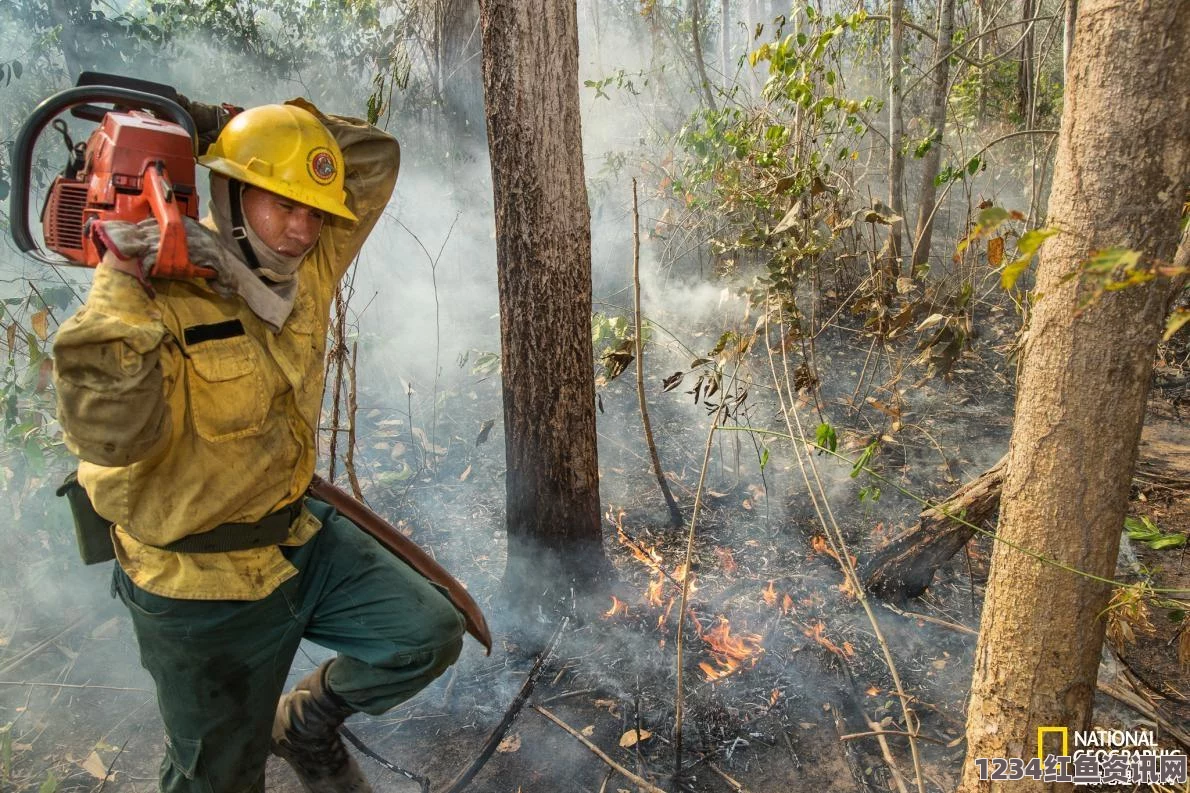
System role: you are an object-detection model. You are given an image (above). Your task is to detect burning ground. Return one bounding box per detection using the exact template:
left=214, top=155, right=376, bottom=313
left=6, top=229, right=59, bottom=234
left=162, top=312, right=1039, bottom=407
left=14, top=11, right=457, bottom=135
left=3, top=282, right=1186, bottom=793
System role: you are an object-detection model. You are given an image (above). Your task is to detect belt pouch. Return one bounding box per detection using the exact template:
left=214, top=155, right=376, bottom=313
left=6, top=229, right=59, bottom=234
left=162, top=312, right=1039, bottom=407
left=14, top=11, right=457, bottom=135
left=56, top=470, right=116, bottom=565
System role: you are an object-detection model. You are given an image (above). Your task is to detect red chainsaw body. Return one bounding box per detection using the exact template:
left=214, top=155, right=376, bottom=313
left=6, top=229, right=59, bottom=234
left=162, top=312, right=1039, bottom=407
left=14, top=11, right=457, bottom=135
left=41, top=110, right=214, bottom=279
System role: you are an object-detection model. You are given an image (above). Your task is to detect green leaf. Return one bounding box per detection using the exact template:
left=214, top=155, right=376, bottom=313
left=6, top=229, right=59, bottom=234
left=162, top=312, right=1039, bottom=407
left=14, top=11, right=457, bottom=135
left=1148, top=534, right=1187, bottom=550
left=975, top=206, right=1010, bottom=228
left=1016, top=227, right=1061, bottom=258
left=1084, top=246, right=1142, bottom=274
left=815, top=422, right=837, bottom=453
left=850, top=439, right=878, bottom=478
left=39, top=771, right=58, bottom=793
left=759, top=447, right=770, bottom=472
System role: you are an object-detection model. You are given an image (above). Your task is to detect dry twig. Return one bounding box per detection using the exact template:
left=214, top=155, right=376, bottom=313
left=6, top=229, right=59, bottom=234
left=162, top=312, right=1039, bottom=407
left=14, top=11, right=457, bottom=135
left=532, top=705, right=667, bottom=793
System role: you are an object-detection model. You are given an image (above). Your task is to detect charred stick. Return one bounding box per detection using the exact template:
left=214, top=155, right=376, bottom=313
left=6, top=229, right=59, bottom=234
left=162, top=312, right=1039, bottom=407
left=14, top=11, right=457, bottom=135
left=537, top=687, right=596, bottom=705
left=340, top=726, right=430, bottom=793
left=532, top=705, right=667, bottom=793
left=672, top=371, right=735, bottom=782
left=631, top=177, right=682, bottom=529
left=441, top=617, right=569, bottom=793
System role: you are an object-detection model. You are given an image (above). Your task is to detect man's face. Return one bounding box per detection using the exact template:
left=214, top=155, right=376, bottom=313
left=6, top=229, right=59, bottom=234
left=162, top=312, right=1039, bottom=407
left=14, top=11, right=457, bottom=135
left=241, top=186, right=326, bottom=257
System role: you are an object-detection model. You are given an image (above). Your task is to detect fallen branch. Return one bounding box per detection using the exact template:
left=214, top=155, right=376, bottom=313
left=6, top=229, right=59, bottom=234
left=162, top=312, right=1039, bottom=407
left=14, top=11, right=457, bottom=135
left=441, top=618, right=568, bottom=793
left=531, top=705, right=667, bottom=793
left=864, top=417, right=1190, bottom=600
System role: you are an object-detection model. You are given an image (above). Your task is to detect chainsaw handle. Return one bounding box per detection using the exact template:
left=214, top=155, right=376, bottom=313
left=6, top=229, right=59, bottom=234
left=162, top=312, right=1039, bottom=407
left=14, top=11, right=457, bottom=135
left=9, top=86, right=198, bottom=257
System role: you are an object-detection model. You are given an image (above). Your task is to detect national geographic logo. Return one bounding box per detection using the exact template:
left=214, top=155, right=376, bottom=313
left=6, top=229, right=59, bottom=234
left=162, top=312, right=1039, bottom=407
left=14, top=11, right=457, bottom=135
left=973, top=727, right=1188, bottom=785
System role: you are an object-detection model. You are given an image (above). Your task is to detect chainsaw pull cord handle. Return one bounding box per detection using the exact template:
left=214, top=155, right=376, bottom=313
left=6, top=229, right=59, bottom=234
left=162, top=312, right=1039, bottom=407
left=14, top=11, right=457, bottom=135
left=9, top=85, right=198, bottom=259
left=50, top=120, right=86, bottom=180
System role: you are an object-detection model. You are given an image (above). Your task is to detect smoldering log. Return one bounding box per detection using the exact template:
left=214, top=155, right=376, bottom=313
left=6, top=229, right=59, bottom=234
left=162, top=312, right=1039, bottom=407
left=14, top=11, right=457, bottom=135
left=863, top=418, right=1190, bottom=601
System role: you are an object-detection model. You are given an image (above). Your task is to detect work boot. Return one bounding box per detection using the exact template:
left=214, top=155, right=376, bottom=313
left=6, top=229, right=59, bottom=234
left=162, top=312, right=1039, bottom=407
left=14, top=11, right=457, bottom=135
left=271, top=661, right=373, bottom=793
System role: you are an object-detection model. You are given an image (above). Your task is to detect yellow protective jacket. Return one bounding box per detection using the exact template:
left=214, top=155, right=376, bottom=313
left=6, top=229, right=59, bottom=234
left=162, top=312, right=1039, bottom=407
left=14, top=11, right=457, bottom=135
left=52, top=99, right=399, bottom=601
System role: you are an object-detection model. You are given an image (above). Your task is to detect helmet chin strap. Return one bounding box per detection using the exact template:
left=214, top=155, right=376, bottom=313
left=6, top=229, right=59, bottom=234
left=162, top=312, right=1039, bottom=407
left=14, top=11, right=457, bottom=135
left=227, top=179, right=263, bottom=271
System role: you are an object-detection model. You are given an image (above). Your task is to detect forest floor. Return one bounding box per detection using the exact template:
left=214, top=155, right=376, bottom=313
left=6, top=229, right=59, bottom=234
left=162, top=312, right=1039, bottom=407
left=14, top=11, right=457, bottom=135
left=1, top=307, right=1187, bottom=793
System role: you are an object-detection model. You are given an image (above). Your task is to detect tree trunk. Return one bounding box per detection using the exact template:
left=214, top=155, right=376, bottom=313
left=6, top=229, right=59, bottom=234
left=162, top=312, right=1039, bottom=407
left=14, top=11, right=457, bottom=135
left=887, top=0, right=905, bottom=273
left=1062, top=0, right=1077, bottom=77
left=479, top=0, right=611, bottom=605
left=910, top=0, right=956, bottom=270
left=689, top=0, right=718, bottom=110
left=976, top=0, right=987, bottom=122
left=1016, top=0, right=1035, bottom=123
left=720, top=0, right=731, bottom=82
left=959, top=1, right=1189, bottom=787
left=441, top=0, right=485, bottom=139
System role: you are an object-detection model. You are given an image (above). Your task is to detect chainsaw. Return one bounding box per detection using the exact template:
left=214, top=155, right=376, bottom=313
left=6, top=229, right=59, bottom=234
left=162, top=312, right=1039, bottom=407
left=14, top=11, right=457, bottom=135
left=9, top=72, right=215, bottom=280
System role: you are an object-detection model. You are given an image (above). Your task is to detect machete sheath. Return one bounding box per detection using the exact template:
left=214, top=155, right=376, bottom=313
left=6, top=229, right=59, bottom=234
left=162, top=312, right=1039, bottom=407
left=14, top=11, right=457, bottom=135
left=308, top=475, right=492, bottom=655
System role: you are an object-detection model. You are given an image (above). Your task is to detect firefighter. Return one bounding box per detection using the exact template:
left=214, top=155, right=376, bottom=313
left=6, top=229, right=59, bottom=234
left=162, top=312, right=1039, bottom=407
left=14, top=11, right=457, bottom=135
left=52, top=99, right=464, bottom=793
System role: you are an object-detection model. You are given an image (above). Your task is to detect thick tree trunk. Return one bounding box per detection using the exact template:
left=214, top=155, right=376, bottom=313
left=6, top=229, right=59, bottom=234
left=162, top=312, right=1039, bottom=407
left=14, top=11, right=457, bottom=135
left=479, top=0, right=611, bottom=603
left=910, top=0, right=956, bottom=270
left=959, top=1, right=1189, bottom=788
left=887, top=0, right=905, bottom=273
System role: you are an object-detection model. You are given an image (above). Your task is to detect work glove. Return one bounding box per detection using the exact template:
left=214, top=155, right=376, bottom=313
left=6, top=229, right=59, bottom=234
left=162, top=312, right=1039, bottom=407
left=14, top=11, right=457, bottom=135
left=89, top=217, right=234, bottom=296
left=88, top=218, right=158, bottom=295
left=175, top=93, right=243, bottom=149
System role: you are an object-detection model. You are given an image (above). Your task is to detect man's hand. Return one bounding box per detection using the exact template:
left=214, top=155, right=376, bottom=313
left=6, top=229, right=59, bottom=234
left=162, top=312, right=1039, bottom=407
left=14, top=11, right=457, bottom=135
left=176, top=94, right=243, bottom=149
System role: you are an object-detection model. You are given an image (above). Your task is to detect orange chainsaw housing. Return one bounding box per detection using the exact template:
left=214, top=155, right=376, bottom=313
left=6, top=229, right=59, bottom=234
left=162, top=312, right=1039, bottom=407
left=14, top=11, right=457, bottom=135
left=41, top=110, right=215, bottom=280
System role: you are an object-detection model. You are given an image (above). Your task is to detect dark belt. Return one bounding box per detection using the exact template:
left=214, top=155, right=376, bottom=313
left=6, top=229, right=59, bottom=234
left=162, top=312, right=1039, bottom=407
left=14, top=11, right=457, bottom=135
left=156, top=499, right=303, bottom=554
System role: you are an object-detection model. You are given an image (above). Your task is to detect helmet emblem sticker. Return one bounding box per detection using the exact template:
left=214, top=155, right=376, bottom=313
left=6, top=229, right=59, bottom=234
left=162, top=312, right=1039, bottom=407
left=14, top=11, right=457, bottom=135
left=307, top=148, right=338, bottom=185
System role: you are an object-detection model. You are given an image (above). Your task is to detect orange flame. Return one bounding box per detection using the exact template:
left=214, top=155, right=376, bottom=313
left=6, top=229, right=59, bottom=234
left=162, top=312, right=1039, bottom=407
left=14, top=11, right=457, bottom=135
left=804, top=621, right=854, bottom=658
left=810, top=535, right=857, bottom=567
left=700, top=617, right=764, bottom=681
left=782, top=594, right=794, bottom=614
left=646, top=572, right=665, bottom=607
left=604, top=596, right=628, bottom=618
left=769, top=688, right=782, bottom=707
left=761, top=580, right=778, bottom=607
left=658, top=597, right=676, bottom=629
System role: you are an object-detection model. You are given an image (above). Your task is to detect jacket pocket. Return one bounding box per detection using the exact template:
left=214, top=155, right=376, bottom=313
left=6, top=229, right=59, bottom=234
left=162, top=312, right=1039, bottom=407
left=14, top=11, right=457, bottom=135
left=186, top=335, right=269, bottom=442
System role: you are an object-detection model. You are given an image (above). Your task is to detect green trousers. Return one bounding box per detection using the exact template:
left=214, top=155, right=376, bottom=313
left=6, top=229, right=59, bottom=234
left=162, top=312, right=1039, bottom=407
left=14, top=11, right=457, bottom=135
left=112, top=497, right=465, bottom=793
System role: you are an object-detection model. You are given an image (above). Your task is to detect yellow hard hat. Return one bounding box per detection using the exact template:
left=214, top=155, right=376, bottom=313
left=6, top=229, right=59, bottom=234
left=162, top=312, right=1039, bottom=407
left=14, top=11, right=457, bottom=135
left=199, top=104, right=357, bottom=221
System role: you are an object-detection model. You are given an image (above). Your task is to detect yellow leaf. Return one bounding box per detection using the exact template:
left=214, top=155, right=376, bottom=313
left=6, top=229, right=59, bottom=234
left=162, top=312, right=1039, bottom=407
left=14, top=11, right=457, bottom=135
left=987, top=237, right=1004, bottom=267
left=619, top=728, right=653, bottom=748
left=31, top=309, right=49, bottom=341
left=581, top=725, right=595, bottom=737
left=79, top=750, right=109, bottom=779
